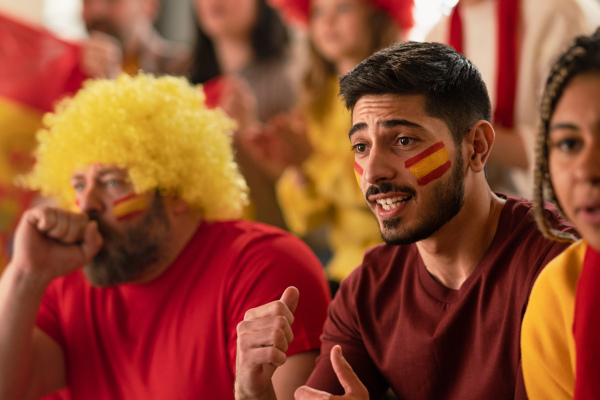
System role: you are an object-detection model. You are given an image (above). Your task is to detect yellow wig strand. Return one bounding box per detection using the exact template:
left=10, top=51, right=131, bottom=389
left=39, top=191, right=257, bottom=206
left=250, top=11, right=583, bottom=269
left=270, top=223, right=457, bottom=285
left=21, top=73, right=248, bottom=221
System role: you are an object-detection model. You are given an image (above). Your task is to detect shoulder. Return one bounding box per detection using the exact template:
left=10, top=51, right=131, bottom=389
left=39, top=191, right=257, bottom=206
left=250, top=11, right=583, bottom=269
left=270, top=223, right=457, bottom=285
left=530, top=240, right=586, bottom=304
left=340, top=243, right=418, bottom=295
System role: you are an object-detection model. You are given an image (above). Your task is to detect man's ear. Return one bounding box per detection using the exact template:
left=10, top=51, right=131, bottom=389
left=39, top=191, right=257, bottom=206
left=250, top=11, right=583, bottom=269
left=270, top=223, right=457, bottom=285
left=464, top=120, right=494, bottom=173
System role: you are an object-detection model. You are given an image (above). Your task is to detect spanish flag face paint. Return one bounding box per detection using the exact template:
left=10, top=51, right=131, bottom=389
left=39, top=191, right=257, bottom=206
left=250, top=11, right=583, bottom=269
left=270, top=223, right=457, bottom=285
left=112, top=193, right=149, bottom=221
left=405, top=141, right=452, bottom=186
left=354, top=161, right=363, bottom=185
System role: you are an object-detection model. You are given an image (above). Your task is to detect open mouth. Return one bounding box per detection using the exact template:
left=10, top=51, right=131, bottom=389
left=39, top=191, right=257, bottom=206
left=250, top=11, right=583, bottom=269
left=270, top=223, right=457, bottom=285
left=375, top=195, right=412, bottom=211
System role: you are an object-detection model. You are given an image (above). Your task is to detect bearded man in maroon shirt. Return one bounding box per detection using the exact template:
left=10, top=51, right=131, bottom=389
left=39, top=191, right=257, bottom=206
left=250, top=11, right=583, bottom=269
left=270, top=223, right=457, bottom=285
left=234, top=41, right=576, bottom=400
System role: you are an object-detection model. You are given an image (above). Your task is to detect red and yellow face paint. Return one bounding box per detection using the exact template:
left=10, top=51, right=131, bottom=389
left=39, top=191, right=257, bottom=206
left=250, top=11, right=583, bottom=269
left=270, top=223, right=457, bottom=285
left=354, top=161, right=364, bottom=185
left=405, top=141, right=451, bottom=186
left=111, top=193, right=149, bottom=221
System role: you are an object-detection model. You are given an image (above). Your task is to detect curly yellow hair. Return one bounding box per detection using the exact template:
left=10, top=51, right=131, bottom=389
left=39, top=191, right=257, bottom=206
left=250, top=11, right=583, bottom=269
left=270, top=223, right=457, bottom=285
left=21, top=73, right=249, bottom=221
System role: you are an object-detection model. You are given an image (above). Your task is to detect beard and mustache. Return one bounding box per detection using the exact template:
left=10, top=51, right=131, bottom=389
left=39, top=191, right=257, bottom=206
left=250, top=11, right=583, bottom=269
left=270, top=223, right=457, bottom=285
left=366, top=152, right=466, bottom=246
left=84, top=194, right=170, bottom=287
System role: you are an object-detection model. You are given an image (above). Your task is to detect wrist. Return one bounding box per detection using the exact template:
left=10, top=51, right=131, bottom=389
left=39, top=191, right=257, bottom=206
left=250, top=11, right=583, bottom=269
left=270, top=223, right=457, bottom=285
left=5, top=261, right=54, bottom=293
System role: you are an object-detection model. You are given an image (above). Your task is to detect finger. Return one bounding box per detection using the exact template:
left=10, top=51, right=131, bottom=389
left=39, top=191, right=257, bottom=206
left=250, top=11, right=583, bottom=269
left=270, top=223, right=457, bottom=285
left=61, top=213, right=89, bottom=244
left=238, top=326, right=292, bottom=355
left=237, top=343, right=288, bottom=368
left=280, top=286, right=299, bottom=314
left=80, top=220, right=103, bottom=262
left=294, top=385, right=331, bottom=400
left=330, top=346, right=368, bottom=397
left=46, top=210, right=70, bottom=239
left=28, top=207, right=57, bottom=232
left=237, top=315, right=294, bottom=345
left=243, top=296, right=296, bottom=325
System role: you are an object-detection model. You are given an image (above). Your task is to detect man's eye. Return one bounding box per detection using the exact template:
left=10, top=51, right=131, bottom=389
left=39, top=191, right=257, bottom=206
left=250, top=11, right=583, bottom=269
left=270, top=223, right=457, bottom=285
left=73, top=183, right=85, bottom=192
left=352, top=143, right=366, bottom=153
left=397, top=137, right=412, bottom=146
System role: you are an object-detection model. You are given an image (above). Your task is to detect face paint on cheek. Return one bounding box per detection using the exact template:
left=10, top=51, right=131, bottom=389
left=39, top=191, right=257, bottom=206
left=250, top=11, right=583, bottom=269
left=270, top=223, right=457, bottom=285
left=112, top=193, right=149, bottom=221
left=354, top=161, right=363, bottom=185
left=405, top=141, right=452, bottom=186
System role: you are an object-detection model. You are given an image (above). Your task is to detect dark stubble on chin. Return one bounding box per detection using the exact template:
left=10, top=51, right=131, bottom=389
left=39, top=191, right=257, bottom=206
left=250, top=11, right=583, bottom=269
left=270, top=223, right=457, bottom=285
left=371, top=154, right=465, bottom=246
left=84, top=195, right=170, bottom=287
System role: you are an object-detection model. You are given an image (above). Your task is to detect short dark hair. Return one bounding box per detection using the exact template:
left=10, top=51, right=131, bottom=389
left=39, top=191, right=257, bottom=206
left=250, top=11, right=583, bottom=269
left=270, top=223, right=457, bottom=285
left=339, top=41, right=491, bottom=145
left=533, top=28, right=600, bottom=242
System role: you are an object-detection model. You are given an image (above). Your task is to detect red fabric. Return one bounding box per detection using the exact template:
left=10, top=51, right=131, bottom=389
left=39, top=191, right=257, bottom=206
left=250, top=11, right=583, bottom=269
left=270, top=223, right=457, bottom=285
left=448, top=0, right=519, bottom=128
left=37, top=220, right=330, bottom=400
left=307, top=196, right=575, bottom=399
left=268, top=0, right=414, bottom=31
left=0, top=12, right=88, bottom=112
left=202, top=76, right=224, bottom=109
left=573, top=244, right=600, bottom=399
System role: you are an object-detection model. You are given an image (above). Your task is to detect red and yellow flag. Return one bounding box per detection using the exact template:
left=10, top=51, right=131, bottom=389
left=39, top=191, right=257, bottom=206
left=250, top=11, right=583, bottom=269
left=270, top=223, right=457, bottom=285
left=405, top=142, right=451, bottom=186
left=0, top=12, right=88, bottom=271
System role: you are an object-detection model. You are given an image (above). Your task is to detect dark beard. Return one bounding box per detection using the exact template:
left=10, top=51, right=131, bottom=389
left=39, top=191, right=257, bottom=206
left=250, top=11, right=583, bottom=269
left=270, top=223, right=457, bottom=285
left=84, top=195, right=170, bottom=287
left=369, top=154, right=465, bottom=246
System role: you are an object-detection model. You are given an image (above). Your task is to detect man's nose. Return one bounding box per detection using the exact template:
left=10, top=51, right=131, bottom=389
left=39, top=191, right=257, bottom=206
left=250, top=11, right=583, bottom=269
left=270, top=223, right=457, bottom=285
left=363, top=147, right=396, bottom=184
left=77, top=184, right=105, bottom=215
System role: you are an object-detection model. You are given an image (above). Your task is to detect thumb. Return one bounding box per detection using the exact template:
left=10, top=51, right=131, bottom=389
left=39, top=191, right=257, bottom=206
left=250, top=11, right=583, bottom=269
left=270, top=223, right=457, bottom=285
left=331, top=345, right=368, bottom=397
left=80, top=220, right=103, bottom=262
left=280, top=286, right=300, bottom=314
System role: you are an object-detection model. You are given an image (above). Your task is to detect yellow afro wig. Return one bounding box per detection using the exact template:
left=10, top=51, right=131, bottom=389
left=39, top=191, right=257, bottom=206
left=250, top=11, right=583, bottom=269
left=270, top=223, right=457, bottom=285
left=22, top=73, right=249, bottom=220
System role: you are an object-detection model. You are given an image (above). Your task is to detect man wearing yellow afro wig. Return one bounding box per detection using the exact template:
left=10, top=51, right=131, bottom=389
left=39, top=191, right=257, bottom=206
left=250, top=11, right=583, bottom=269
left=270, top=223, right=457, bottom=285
left=0, top=74, right=330, bottom=400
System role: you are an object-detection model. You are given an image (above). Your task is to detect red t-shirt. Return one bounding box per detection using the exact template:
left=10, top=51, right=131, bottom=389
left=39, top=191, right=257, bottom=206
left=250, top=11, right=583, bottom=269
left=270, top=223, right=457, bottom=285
left=306, top=196, right=575, bottom=399
left=37, top=220, right=330, bottom=399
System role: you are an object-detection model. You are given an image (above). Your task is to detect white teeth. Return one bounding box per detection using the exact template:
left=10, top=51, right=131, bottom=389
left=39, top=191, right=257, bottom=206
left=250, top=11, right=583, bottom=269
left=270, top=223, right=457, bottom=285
left=375, top=196, right=410, bottom=210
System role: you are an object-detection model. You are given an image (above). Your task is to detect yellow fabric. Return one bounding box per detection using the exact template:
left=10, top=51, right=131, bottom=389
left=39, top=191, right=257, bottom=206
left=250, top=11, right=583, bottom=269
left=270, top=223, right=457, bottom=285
left=521, top=239, right=587, bottom=400
left=276, top=78, right=381, bottom=281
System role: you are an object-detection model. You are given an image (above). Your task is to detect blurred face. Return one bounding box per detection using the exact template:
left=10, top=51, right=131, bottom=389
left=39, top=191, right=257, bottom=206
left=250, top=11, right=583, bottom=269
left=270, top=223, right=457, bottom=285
left=549, top=73, right=600, bottom=250
left=70, top=164, right=170, bottom=286
left=195, top=0, right=258, bottom=40
left=309, top=0, right=374, bottom=65
left=351, top=94, right=465, bottom=245
left=82, top=0, right=145, bottom=43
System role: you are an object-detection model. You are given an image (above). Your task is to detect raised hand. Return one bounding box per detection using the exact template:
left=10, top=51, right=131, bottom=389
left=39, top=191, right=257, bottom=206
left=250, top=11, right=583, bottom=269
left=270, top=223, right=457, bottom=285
left=235, top=287, right=300, bottom=400
left=10, top=206, right=103, bottom=283
left=294, top=346, right=369, bottom=400
left=80, top=31, right=123, bottom=79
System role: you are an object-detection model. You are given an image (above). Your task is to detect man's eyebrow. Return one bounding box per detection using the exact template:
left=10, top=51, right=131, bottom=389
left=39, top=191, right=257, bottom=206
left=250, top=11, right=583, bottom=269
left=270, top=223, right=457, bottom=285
left=380, top=119, right=423, bottom=130
left=349, top=119, right=424, bottom=139
left=97, top=168, right=125, bottom=177
left=349, top=122, right=368, bottom=139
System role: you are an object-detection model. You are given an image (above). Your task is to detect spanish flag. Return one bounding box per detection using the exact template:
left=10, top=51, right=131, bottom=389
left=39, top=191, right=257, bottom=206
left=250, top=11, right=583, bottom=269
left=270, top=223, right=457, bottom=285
left=405, top=142, right=451, bottom=186
left=0, top=12, right=87, bottom=270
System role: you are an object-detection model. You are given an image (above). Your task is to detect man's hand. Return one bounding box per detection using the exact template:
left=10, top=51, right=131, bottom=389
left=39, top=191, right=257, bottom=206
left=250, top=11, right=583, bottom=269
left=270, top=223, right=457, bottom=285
left=294, top=346, right=369, bottom=400
left=235, top=287, right=300, bottom=400
left=10, top=206, right=103, bottom=283
left=80, top=31, right=123, bottom=79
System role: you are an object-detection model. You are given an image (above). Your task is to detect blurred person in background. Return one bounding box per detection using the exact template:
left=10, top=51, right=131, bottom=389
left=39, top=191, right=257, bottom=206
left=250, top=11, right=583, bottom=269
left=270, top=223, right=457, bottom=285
left=190, top=0, right=296, bottom=229
left=427, top=0, right=600, bottom=198
left=242, top=0, right=414, bottom=291
left=0, top=74, right=330, bottom=400
left=80, top=0, right=190, bottom=78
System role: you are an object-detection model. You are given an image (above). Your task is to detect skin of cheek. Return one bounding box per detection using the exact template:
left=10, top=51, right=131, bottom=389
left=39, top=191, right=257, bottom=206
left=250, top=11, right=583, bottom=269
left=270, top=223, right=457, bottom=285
left=112, top=193, right=149, bottom=221
left=404, top=141, right=452, bottom=186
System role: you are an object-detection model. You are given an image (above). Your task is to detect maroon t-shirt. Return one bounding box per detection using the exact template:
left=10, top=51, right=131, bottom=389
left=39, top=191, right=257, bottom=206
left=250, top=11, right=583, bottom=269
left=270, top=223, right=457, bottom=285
left=307, top=196, right=574, bottom=399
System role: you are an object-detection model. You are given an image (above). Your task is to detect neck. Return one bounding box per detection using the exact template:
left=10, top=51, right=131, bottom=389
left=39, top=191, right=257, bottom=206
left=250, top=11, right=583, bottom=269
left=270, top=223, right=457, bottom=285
left=214, top=36, right=254, bottom=74
left=416, top=183, right=505, bottom=290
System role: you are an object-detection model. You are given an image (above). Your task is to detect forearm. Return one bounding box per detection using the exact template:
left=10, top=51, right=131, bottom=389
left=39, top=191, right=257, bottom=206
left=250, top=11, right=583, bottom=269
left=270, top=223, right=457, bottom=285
left=0, top=263, right=50, bottom=399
